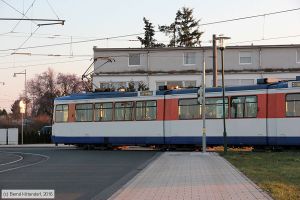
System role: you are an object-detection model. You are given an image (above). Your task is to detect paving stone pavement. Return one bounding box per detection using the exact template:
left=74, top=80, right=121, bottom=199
left=109, top=152, right=273, bottom=200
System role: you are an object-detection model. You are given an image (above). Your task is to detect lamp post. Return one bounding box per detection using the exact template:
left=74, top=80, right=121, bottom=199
left=19, top=100, right=26, bottom=144
left=216, top=35, right=230, bottom=154
left=13, top=69, right=27, bottom=114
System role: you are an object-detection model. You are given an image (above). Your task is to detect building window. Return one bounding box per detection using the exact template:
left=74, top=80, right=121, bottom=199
left=183, top=52, right=196, bottom=65
left=205, top=97, right=228, bottom=119
left=100, top=82, right=127, bottom=91
left=136, top=101, right=157, bottom=120
left=55, top=104, right=68, bottom=122
left=75, top=104, right=93, bottom=122
left=286, top=93, right=300, bottom=117
left=95, top=102, right=113, bottom=121
left=156, top=81, right=196, bottom=90
left=114, top=102, right=134, bottom=121
left=184, top=81, right=196, bottom=88
left=100, top=82, right=111, bottom=89
left=179, top=98, right=201, bottom=120
left=239, top=51, right=252, bottom=64
left=167, top=81, right=183, bottom=89
left=297, top=49, right=300, bottom=63
left=217, top=79, right=255, bottom=86
left=129, top=53, right=141, bottom=66
left=231, top=96, right=257, bottom=118
left=156, top=81, right=166, bottom=90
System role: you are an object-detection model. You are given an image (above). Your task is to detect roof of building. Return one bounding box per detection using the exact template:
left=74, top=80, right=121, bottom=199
left=93, top=44, right=300, bottom=52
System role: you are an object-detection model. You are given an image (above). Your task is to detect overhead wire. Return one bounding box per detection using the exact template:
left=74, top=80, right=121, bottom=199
left=0, top=32, right=145, bottom=52
left=9, top=0, right=37, bottom=33
left=228, top=34, right=300, bottom=45
left=11, top=26, right=40, bottom=55
left=0, top=54, right=91, bottom=65
left=0, top=6, right=299, bottom=53
left=200, top=7, right=300, bottom=26
left=46, top=0, right=60, bottom=19
left=0, top=0, right=37, bottom=25
left=0, top=58, right=90, bottom=70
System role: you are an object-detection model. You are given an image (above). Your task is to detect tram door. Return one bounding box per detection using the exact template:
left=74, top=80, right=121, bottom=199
left=266, top=91, right=285, bottom=146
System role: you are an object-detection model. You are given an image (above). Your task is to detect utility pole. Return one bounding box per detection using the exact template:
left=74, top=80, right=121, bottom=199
left=216, top=35, right=231, bottom=154
left=202, top=55, right=206, bottom=153
left=212, top=34, right=218, bottom=87
left=198, top=51, right=206, bottom=153
left=19, top=100, right=26, bottom=145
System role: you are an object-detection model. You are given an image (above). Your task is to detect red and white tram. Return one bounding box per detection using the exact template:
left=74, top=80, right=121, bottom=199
left=52, top=77, right=300, bottom=147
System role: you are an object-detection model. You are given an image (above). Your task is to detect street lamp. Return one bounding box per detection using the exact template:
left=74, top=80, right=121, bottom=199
left=216, top=35, right=230, bottom=154
left=19, top=99, right=26, bottom=145
left=13, top=69, right=27, bottom=114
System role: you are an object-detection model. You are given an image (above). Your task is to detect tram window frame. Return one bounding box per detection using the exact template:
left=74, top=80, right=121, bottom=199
left=114, top=101, right=134, bottom=121
left=230, top=95, right=258, bottom=118
left=178, top=98, right=202, bottom=120
left=55, top=104, right=69, bottom=123
left=135, top=100, right=157, bottom=121
left=286, top=93, right=300, bottom=117
left=75, top=103, right=93, bottom=122
left=205, top=97, right=228, bottom=119
left=94, top=102, right=113, bottom=122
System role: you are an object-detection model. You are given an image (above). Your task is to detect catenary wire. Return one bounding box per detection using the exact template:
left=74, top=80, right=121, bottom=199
left=0, top=58, right=90, bottom=70
left=1, top=7, right=299, bottom=52
left=0, top=0, right=37, bottom=25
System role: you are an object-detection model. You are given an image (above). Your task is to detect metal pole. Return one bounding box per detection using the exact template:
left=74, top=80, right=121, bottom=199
left=24, top=69, right=27, bottom=118
left=202, top=56, right=206, bottom=153
left=212, top=34, right=218, bottom=87
left=21, top=113, right=24, bottom=145
left=221, top=48, right=227, bottom=153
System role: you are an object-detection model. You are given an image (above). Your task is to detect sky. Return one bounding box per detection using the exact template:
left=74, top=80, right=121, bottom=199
left=0, top=0, right=300, bottom=111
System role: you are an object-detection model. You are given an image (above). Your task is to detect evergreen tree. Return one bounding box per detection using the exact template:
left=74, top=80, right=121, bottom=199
left=138, top=17, right=165, bottom=48
left=159, top=7, right=203, bottom=47
left=0, top=109, right=7, bottom=116
left=159, top=22, right=177, bottom=47
left=138, top=17, right=156, bottom=48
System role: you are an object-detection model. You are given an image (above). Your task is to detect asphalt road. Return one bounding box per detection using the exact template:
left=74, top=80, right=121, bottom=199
left=0, top=148, right=159, bottom=200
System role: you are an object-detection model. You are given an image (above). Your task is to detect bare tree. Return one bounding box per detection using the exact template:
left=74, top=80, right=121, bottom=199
left=27, top=68, right=87, bottom=120
left=27, top=68, right=59, bottom=118
left=57, top=73, right=86, bottom=95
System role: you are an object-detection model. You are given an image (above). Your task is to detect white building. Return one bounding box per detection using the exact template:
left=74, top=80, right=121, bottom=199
left=93, top=45, right=300, bottom=90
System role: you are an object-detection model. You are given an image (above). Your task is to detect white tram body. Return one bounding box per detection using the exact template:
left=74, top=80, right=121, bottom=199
left=52, top=78, right=300, bottom=146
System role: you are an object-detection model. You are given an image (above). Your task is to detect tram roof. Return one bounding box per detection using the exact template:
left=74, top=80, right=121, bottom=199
left=55, top=81, right=289, bottom=101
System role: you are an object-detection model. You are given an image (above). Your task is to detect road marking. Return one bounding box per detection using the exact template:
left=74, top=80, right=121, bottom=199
left=0, top=154, right=23, bottom=166
left=0, top=151, right=50, bottom=174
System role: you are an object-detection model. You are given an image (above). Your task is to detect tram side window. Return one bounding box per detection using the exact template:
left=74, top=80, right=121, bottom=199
left=55, top=104, right=68, bottom=122
left=206, top=97, right=228, bottom=119
left=75, top=103, right=93, bottom=122
left=95, top=102, right=113, bottom=121
left=178, top=98, right=201, bottom=119
left=114, top=102, right=134, bottom=121
left=286, top=94, right=300, bottom=117
left=136, top=101, right=157, bottom=120
left=231, top=96, right=257, bottom=118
